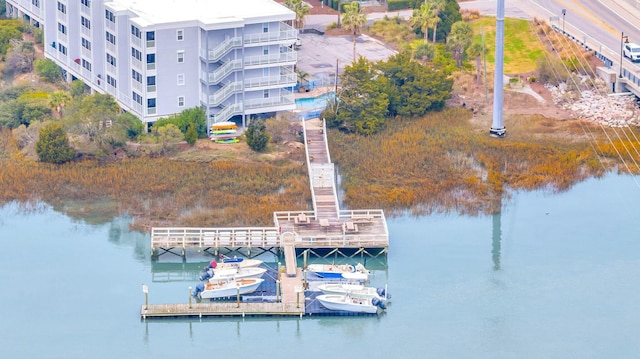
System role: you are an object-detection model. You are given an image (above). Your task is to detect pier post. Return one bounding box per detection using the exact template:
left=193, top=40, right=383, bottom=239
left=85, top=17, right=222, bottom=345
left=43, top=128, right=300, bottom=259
left=276, top=279, right=281, bottom=302
left=236, top=284, right=240, bottom=308
left=142, top=284, right=149, bottom=310
left=303, top=250, right=308, bottom=270
left=188, top=286, right=192, bottom=309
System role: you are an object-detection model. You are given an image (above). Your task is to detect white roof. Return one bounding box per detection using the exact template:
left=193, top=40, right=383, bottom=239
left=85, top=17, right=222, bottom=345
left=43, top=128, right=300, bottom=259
left=108, top=0, right=294, bottom=27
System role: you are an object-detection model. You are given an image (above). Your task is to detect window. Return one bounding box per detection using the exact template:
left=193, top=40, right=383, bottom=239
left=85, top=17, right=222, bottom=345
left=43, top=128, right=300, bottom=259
left=57, top=2, right=66, bottom=14
left=263, top=24, right=268, bottom=33
left=146, top=53, right=156, bottom=70
left=58, top=43, right=67, bottom=55
left=131, top=25, right=141, bottom=39
left=177, top=29, right=184, bottom=41
left=105, top=10, right=115, bottom=22
left=81, top=59, right=91, bottom=71
left=177, top=74, right=184, bottom=86
left=263, top=89, right=269, bottom=98
left=81, top=0, right=90, bottom=7
left=107, top=75, right=116, bottom=88
left=32, top=0, right=40, bottom=7
left=147, top=98, right=156, bottom=108
left=106, top=53, right=116, bottom=66
left=81, top=38, right=91, bottom=50
left=178, top=96, right=185, bottom=107
left=177, top=51, right=184, bottom=63
left=146, top=31, right=155, bottom=47
left=132, top=69, right=142, bottom=83
left=105, top=32, right=115, bottom=45
left=57, top=22, right=66, bottom=35
left=81, top=16, right=91, bottom=29
left=147, top=76, right=156, bottom=86
left=263, top=68, right=269, bottom=77
left=131, top=48, right=142, bottom=61
left=132, top=92, right=142, bottom=104
left=263, top=47, right=269, bottom=55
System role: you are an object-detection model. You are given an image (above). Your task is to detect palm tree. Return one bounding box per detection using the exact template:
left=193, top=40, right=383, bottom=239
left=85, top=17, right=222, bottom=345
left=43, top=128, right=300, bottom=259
left=48, top=90, right=71, bottom=118
left=342, top=2, right=367, bottom=61
left=284, top=0, right=310, bottom=30
left=410, top=2, right=435, bottom=43
left=467, top=42, right=483, bottom=84
left=431, top=0, right=446, bottom=43
left=447, top=21, right=473, bottom=67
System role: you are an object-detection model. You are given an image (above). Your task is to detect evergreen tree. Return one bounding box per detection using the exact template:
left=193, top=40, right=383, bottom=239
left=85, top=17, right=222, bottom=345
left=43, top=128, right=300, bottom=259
left=245, top=119, right=269, bottom=152
left=36, top=123, right=76, bottom=164
left=185, top=122, right=197, bottom=146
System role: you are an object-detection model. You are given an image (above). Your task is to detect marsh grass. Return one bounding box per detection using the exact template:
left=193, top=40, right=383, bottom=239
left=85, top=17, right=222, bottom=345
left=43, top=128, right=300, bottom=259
left=328, top=108, right=637, bottom=216
left=0, top=133, right=310, bottom=230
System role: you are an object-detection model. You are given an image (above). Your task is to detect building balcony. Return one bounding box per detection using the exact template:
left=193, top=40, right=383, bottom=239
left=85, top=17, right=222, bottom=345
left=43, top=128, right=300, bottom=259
left=81, top=26, right=91, bottom=38
left=201, top=59, right=243, bottom=84
left=81, top=47, right=91, bottom=58
left=207, top=81, right=243, bottom=106
left=147, top=85, right=156, bottom=93
left=105, top=20, right=115, bottom=32
left=244, top=24, right=297, bottom=46
left=202, top=37, right=242, bottom=62
left=245, top=92, right=295, bottom=110
left=132, top=81, right=143, bottom=93
left=146, top=40, right=155, bottom=49
left=106, top=42, right=116, bottom=54
left=244, top=71, right=296, bottom=89
left=244, top=49, right=296, bottom=68
left=132, top=37, right=142, bottom=48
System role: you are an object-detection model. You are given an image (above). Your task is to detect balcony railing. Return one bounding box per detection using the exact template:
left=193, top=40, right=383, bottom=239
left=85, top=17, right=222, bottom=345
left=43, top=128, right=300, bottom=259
left=244, top=50, right=296, bottom=67
left=81, top=47, right=91, bottom=58
left=208, top=81, right=243, bottom=106
left=147, top=85, right=156, bottom=93
left=245, top=93, right=295, bottom=110
left=212, top=103, right=243, bottom=124
left=147, top=63, right=156, bottom=71
left=203, top=59, right=242, bottom=84
left=106, top=42, right=116, bottom=54
left=132, top=81, right=143, bottom=93
left=146, top=40, right=155, bottom=49
left=244, top=25, right=297, bottom=45
left=105, top=20, right=115, bottom=32
left=204, top=37, right=242, bottom=62
left=81, top=26, right=91, bottom=38
left=244, top=72, right=296, bottom=89
left=147, top=107, right=157, bottom=115
left=132, top=37, right=142, bottom=48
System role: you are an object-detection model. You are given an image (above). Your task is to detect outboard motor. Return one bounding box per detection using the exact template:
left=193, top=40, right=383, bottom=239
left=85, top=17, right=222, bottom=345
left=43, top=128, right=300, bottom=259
left=376, top=287, right=391, bottom=300
left=372, top=297, right=387, bottom=310
left=193, top=283, right=205, bottom=298
left=199, top=269, right=214, bottom=281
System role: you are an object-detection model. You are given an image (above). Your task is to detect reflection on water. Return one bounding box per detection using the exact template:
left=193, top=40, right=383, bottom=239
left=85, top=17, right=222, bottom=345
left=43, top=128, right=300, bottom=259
left=491, top=212, right=502, bottom=271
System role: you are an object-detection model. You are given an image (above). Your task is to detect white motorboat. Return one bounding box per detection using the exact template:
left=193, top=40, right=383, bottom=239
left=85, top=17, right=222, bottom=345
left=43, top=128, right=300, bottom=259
left=199, top=266, right=267, bottom=281
left=193, top=278, right=265, bottom=299
left=317, top=283, right=390, bottom=301
left=317, top=294, right=386, bottom=314
left=205, top=257, right=263, bottom=271
left=306, top=263, right=369, bottom=281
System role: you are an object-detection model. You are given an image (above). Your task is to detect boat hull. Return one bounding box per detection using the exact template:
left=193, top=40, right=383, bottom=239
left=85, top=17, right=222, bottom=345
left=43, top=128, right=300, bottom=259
left=208, top=267, right=267, bottom=281
left=307, top=263, right=369, bottom=281
left=317, top=284, right=387, bottom=301
left=317, top=294, right=380, bottom=314
left=217, top=259, right=263, bottom=269
left=199, top=278, right=264, bottom=299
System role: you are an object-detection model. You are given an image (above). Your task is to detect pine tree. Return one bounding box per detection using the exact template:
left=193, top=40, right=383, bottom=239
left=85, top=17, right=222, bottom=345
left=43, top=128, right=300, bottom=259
left=245, top=119, right=269, bottom=152
left=36, top=123, right=76, bottom=164
left=185, top=122, right=197, bottom=146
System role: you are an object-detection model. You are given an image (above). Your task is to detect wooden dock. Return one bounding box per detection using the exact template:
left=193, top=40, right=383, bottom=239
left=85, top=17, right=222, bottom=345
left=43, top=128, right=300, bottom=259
left=150, top=118, right=389, bottom=260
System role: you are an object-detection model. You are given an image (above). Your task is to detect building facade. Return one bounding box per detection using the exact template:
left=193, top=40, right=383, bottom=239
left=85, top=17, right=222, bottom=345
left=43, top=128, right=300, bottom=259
left=5, top=0, right=298, bottom=128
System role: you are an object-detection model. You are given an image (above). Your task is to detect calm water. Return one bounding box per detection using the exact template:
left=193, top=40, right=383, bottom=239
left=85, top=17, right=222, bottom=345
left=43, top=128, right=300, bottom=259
left=1, top=173, right=639, bottom=358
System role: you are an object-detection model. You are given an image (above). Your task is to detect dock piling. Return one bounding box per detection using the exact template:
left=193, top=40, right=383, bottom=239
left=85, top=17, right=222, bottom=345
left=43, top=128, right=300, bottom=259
left=188, top=287, right=192, bottom=309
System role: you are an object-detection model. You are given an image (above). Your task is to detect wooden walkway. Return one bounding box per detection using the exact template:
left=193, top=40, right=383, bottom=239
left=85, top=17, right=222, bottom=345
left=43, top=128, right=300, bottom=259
left=142, top=268, right=305, bottom=318
left=150, top=119, right=389, bottom=259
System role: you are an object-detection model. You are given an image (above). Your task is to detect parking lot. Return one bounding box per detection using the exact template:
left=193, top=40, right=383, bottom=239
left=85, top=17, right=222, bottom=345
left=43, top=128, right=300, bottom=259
left=295, top=32, right=397, bottom=85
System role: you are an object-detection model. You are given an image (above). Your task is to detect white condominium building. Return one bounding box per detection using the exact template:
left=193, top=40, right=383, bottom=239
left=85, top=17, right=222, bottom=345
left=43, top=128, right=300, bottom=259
left=6, top=0, right=298, bottom=127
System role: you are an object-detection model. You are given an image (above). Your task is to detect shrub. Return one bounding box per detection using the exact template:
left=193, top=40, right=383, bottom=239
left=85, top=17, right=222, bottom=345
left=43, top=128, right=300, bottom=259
left=33, top=58, right=62, bottom=83
left=36, top=122, right=76, bottom=164
left=245, top=119, right=270, bottom=152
